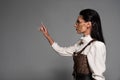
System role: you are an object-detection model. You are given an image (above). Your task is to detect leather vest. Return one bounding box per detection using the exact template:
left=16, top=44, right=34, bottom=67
left=73, top=40, right=95, bottom=75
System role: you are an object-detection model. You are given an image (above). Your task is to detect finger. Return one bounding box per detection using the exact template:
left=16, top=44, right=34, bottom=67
left=41, top=22, right=45, bottom=27
left=39, top=25, right=45, bottom=32
left=43, top=25, right=47, bottom=32
left=40, top=26, right=43, bottom=31
left=40, top=22, right=47, bottom=32
left=39, top=22, right=44, bottom=29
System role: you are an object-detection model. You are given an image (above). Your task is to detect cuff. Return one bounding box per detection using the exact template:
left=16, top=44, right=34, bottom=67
left=51, top=42, right=57, bottom=48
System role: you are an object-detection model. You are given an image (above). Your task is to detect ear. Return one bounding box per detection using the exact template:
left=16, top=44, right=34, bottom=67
left=87, top=21, right=92, bottom=28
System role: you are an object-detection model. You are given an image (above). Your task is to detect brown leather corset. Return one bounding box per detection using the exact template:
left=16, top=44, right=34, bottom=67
left=73, top=40, right=95, bottom=75
left=73, top=52, right=91, bottom=74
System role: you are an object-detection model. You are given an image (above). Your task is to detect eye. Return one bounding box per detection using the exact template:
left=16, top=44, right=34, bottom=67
left=76, top=20, right=80, bottom=23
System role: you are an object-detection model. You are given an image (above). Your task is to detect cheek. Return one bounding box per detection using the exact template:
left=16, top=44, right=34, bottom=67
left=79, top=24, right=85, bottom=29
left=79, top=24, right=87, bottom=31
left=82, top=26, right=87, bottom=30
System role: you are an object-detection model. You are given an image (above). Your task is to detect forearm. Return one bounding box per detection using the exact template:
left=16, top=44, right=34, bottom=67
left=45, top=34, right=54, bottom=45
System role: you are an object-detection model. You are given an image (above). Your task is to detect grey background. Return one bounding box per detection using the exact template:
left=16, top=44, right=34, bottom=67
left=0, top=0, right=120, bottom=80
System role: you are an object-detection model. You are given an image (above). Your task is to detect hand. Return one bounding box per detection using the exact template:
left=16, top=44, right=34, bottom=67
left=39, top=22, right=54, bottom=45
left=39, top=23, right=49, bottom=37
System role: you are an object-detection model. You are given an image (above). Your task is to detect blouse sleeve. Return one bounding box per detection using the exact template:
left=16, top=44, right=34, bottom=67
left=87, top=41, right=106, bottom=80
left=51, top=42, right=78, bottom=56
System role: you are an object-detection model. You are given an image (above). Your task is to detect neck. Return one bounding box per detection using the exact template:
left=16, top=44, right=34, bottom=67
left=83, top=32, right=91, bottom=37
left=83, top=29, right=91, bottom=37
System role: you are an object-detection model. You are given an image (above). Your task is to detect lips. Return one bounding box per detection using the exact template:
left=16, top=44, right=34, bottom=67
left=76, top=28, right=78, bottom=30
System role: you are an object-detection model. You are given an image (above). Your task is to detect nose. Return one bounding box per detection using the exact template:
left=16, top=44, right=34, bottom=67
left=74, top=23, right=77, bottom=28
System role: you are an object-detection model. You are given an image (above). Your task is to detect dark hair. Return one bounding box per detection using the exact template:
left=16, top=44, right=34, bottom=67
left=79, top=9, right=105, bottom=43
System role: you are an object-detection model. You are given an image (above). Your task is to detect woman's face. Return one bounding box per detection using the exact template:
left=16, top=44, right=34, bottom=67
left=74, top=16, right=90, bottom=34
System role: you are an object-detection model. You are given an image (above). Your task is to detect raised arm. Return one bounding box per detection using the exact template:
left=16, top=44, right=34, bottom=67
left=39, top=23, right=77, bottom=56
left=39, top=23, right=54, bottom=45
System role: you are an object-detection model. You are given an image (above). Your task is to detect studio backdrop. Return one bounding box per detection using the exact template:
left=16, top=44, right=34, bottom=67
left=0, top=0, right=120, bottom=80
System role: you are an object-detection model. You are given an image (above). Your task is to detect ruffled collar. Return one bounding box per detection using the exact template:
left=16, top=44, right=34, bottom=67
left=80, top=35, right=93, bottom=43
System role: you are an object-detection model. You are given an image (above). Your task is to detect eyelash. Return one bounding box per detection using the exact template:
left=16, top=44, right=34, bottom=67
left=76, top=20, right=81, bottom=23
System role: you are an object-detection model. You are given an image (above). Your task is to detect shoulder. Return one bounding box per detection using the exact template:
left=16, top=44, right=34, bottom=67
left=88, top=40, right=106, bottom=56
left=91, top=40, right=106, bottom=49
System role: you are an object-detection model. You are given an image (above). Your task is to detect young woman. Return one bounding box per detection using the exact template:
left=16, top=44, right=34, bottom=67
left=39, top=9, right=106, bottom=80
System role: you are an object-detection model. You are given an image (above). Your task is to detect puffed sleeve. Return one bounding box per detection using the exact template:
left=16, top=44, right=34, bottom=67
left=51, top=41, right=78, bottom=56
left=87, top=41, right=106, bottom=80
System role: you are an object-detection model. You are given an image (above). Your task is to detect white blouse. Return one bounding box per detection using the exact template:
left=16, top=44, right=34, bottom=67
left=51, top=35, right=106, bottom=80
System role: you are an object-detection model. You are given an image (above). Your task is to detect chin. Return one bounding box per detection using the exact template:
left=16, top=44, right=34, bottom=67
left=76, top=31, right=81, bottom=34
left=76, top=30, right=82, bottom=34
